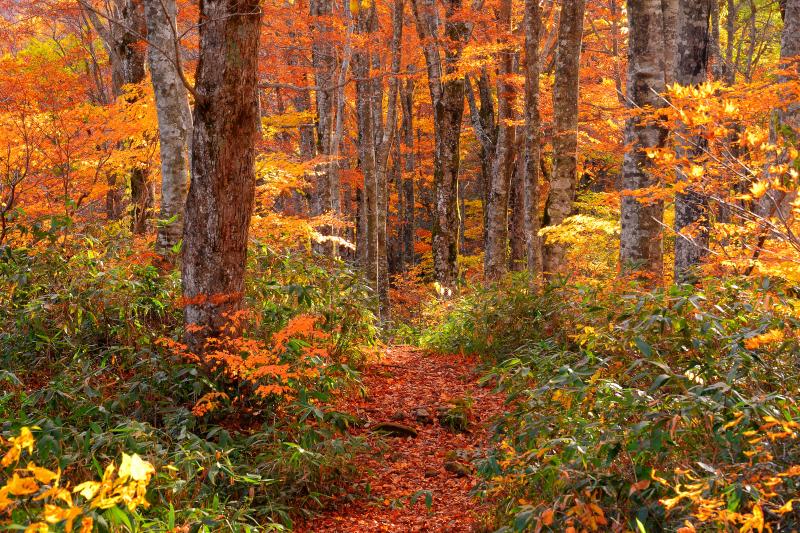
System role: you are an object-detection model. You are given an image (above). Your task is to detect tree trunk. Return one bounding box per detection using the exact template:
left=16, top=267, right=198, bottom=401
left=523, top=0, right=542, bottom=281
left=781, top=0, right=799, bottom=131
left=710, top=0, right=726, bottom=81
left=470, top=69, right=496, bottom=242
left=673, top=0, right=712, bottom=283
left=757, top=0, right=800, bottom=220
left=310, top=0, right=337, bottom=254
left=542, top=0, right=586, bottom=276
left=353, top=0, right=400, bottom=319
left=81, top=0, right=148, bottom=223
left=113, top=0, right=149, bottom=232
left=130, top=168, right=154, bottom=234
left=144, top=0, right=193, bottom=255
left=620, top=0, right=669, bottom=281
left=411, top=0, right=466, bottom=294
left=400, top=74, right=416, bottom=268
left=182, top=0, right=262, bottom=352
left=353, top=3, right=378, bottom=278
left=434, top=76, right=465, bottom=293
left=374, top=0, right=403, bottom=319
left=662, top=0, right=679, bottom=85
left=508, top=138, right=526, bottom=271
left=107, top=0, right=148, bottom=97
left=484, top=0, right=517, bottom=281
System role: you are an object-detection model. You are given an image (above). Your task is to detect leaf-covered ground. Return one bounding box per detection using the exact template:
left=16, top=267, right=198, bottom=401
left=301, top=346, right=504, bottom=532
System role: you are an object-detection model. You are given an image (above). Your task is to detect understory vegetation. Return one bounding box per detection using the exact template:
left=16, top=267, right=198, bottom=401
left=1, top=233, right=377, bottom=531
left=425, top=275, right=800, bottom=531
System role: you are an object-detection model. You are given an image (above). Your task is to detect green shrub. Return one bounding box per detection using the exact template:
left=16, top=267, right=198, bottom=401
left=426, top=277, right=800, bottom=531
left=0, top=235, right=378, bottom=530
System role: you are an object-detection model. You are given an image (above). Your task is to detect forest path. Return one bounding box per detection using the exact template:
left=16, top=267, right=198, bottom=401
left=300, top=346, right=505, bottom=532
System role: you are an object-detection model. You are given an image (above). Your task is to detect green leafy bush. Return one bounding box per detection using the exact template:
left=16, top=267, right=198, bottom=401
left=426, top=277, right=800, bottom=531
left=0, top=236, right=378, bottom=530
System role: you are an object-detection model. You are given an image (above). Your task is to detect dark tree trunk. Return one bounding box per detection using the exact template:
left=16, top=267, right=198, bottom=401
left=182, top=0, right=262, bottom=352
left=82, top=0, right=148, bottom=223
left=400, top=74, right=416, bottom=268
left=411, top=0, right=466, bottom=294
left=508, top=140, right=526, bottom=271
left=112, top=0, right=149, bottom=231
left=310, top=0, right=339, bottom=255
left=673, top=0, right=712, bottom=283
left=484, top=0, right=517, bottom=281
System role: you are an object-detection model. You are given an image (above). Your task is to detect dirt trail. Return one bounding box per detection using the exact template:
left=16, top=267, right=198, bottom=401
left=301, top=346, right=505, bottom=532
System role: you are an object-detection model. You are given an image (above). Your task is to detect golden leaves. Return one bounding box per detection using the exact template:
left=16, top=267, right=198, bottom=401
left=1, top=427, right=156, bottom=531
left=744, top=329, right=785, bottom=350
left=749, top=180, right=769, bottom=200
left=1, top=426, right=35, bottom=467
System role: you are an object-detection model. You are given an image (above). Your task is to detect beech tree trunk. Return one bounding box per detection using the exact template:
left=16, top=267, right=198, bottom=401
left=411, top=0, right=466, bottom=293
left=673, top=0, right=712, bottom=283
left=542, top=0, right=585, bottom=276
left=144, top=0, right=193, bottom=255
left=400, top=73, right=416, bottom=268
left=508, top=138, right=526, bottom=271
left=353, top=3, right=378, bottom=276
left=81, top=0, right=148, bottom=223
left=523, top=0, right=542, bottom=280
left=620, top=0, right=669, bottom=280
left=465, top=69, right=495, bottom=242
left=662, top=0, right=678, bottom=85
left=310, top=0, right=338, bottom=255
left=483, top=0, right=517, bottom=281
left=354, top=0, right=400, bottom=319
left=781, top=0, right=799, bottom=131
left=182, top=0, right=262, bottom=352
left=112, top=0, right=150, bottom=233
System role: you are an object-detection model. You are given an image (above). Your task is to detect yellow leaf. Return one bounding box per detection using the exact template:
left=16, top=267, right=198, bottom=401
left=722, top=413, right=745, bottom=430
left=776, top=499, right=795, bottom=514
left=44, top=503, right=82, bottom=530
left=27, top=463, right=60, bottom=484
left=118, top=453, right=155, bottom=482
left=6, top=473, right=39, bottom=496
left=73, top=481, right=100, bottom=500
left=750, top=180, right=769, bottom=199
left=0, top=487, right=13, bottom=512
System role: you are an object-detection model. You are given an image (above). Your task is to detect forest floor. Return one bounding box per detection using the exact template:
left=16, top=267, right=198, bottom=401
left=300, top=346, right=505, bottom=532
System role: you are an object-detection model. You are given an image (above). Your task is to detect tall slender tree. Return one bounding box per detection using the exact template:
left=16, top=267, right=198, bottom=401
left=673, top=0, right=712, bottom=283
left=182, top=0, right=263, bottom=352
left=523, top=0, right=542, bottom=281
left=620, top=0, right=670, bottom=280
left=400, top=69, right=417, bottom=269
left=778, top=0, right=799, bottom=147
left=411, top=0, right=466, bottom=293
left=143, top=0, right=193, bottom=255
left=80, top=0, right=150, bottom=225
left=483, top=0, right=517, bottom=281
left=542, top=0, right=586, bottom=276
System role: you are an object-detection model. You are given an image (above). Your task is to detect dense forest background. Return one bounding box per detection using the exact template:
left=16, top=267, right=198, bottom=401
left=1, top=0, right=799, bottom=531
